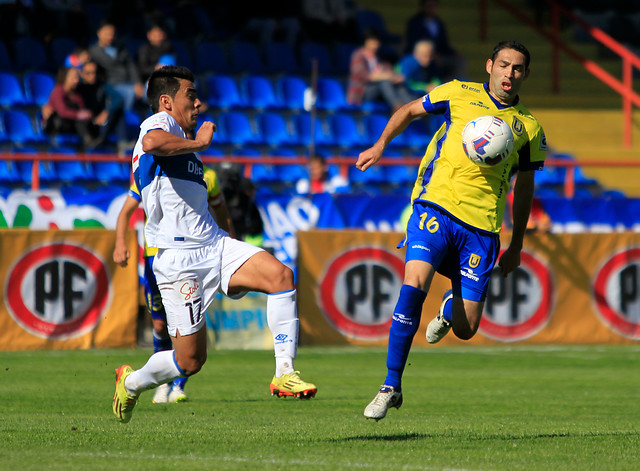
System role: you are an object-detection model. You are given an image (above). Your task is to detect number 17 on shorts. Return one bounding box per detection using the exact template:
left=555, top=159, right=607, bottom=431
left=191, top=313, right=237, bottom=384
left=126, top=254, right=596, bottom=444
left=160, top=278, right=205, bottom=337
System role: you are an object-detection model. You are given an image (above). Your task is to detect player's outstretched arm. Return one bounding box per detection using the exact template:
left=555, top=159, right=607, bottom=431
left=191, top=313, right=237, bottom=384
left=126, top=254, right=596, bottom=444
left=499, top=170, right=535, bottom=276
left=113, top=196, right=140, bottom=267
left=356, top=99, right=427, bottom=171
left=142, top=121, right=216, bottom=156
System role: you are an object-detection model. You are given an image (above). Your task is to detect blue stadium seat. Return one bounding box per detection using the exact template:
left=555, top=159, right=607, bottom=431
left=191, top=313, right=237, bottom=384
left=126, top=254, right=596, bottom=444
left=328, top=113, right=366, bottom=148
left=23, top=72, right=55, bottom=107
left=217, top=112, right=259, bottom=147
left=355, top=10, right=401, bottom=44
left=293, top=114, right=332, bottom=147
left=13, top=37, right=50, bottom=71
left=256, top=112, right=295, bottom=147
left=277, top=163, right=308, bottom=183
left=14, top=153, right=58, bottom=186
left=300, top=42, right=335, bottom=75
left=364, top=114, right=408, bottom=149
left=172, top=40, right=193, bottom=70
left=275, top=76, right=307, bottom=111
left=265, top=42, right=300, bottom=75
left=0, top=159, right=20, bottom=184
left=206, top=75, right=245, bottom=110
left=193, top=41, right=228, bottom=74
left=50, top=37, right=77, bottom=68
left=51, top=148, right=94, bottom=184
left=0, top=72, right=27, bottom=108
left=348, top=164, right=385, bottom=191
left=316, top=77, right=351, bottom=112
left=385, top=164, right=418, bottom=185
left=3, top=110, right=48, bottom=146
left=241, top=76, right=280, bottom=111
left=334, top=42, right=358, bottom=76
left=92, top=160, right=131, bottom=184
left=0, top=40, right=14, bottom=70
left=229, top=41, right=265, bottom=75
left=403, top=119, right=432, bottom=150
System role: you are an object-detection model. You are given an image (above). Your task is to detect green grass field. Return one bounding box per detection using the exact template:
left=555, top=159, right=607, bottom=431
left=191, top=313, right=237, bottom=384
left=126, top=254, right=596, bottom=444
left=1, top=345, right=639, bottom=470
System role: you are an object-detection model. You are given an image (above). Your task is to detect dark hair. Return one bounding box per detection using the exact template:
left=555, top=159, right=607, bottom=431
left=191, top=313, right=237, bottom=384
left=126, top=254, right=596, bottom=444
left=363, top=28, right=382, bottom=42
left=147, top=65, right=195, bottom=113
left=491, top=40, right=531, bottom=69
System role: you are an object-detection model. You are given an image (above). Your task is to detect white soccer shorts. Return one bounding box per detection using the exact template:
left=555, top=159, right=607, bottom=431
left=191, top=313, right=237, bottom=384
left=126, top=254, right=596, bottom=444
left=153, top=236, right=264, bottom=337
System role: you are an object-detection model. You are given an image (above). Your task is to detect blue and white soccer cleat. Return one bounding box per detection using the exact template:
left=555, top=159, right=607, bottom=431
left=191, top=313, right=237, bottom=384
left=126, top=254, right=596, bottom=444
left=426, top=289, right=453, bottom=344
left=364, top=385, right=403, bottom=421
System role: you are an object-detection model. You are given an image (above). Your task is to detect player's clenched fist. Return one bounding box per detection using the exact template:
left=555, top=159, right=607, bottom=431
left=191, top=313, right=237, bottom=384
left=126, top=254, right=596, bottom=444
left=356, top=146, right=382, bottom=171
left=196, top=121, right=216, bottom=148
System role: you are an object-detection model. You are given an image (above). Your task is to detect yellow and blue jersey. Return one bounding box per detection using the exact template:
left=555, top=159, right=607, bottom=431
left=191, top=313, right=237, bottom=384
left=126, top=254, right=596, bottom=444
left=412, top=80, right=547, bottom=233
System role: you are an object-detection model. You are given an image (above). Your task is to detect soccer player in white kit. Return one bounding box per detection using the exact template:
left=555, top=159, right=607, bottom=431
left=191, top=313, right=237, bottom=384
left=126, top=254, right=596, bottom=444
left=112, top=65, right=317, bottom=423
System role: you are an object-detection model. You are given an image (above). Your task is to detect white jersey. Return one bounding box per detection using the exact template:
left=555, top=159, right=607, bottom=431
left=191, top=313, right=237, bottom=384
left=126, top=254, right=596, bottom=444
left=131, top=111, right=219, bottom=249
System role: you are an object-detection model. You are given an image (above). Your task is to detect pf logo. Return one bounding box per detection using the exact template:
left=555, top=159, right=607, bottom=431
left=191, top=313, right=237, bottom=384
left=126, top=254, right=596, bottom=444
left=319, top=247, right=404, bottom=340
left=480, top=250, right=553, bottom=342
left=593, top=248, right=640, bottom=339
left=5, top=243, right=110, bottom=340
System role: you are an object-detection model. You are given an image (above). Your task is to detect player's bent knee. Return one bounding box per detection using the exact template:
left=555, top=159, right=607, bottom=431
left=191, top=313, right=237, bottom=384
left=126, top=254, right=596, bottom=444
left=177, top=352, right=207, bottom=376
left=452, top=324, right=478, bottom=341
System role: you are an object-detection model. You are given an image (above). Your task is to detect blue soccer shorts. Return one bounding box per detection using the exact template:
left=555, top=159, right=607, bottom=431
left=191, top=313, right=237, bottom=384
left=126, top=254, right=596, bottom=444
left=400, top=202, right=500, bottom=302
left=143, top=255, right=166, bottom=321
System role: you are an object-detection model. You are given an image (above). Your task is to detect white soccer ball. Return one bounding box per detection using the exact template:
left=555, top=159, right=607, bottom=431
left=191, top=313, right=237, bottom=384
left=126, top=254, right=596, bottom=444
left=461, top=115, right=514, bottom=167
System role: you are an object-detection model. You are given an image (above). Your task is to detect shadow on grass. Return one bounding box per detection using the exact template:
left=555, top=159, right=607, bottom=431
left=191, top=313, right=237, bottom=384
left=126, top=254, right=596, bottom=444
left=330, top=430, right=640, bottom=442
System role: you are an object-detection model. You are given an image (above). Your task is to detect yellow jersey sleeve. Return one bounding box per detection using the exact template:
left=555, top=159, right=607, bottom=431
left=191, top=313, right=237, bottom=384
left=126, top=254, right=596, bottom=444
left=411, top=80, right=547, bottom=233
left=203, top=165, right=224, bottom=208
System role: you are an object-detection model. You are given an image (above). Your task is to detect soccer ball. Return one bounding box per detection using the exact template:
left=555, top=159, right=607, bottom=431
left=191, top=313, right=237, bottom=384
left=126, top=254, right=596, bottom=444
left=461, top=115, right=514, bottom=167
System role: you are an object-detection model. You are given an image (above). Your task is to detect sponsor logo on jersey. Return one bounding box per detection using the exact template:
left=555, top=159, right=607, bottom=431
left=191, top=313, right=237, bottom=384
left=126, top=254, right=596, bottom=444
left=460, top=267, right=480, bottom=282
left=470, top=101, right=490, bottom=109
left=539, top=133, right=548, bottom=151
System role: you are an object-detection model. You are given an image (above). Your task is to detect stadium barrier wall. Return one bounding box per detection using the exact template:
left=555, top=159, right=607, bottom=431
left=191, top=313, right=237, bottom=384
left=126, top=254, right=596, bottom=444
left=0, top=229, right=138, bottom=351
left=297, top=230, right=640, bottom=345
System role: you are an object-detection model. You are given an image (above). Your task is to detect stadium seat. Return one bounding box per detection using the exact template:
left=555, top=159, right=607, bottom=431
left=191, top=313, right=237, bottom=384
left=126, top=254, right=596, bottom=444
left=92, top=160, right=131, bottom=184
left=217, top=111, right=259, bottom=147
left=13, top=37, right=50, bottom=71
left=50, top=37, right=77, bottom=68
left=193, top=41, right=228, bottom=74
left=316, top=77, right=351, bottom=112
left=277, top=163, right=308, bottom=183
left=354, top=10, right=401, bottom=44
left=23, top=71, right=55, bottom=107
left=293, top=114, right=332, bottom=147
left=256, top=112, right=295, bottom=147
left=334, top=42, right=358, bottom=76
left=14, top=154, right=58, bottom=186
left=275, top=76, right=308, bottom=111
left=0, top=159, right=20, bottom=184
left=328, top=113, right=366, bottom=149
left=205, top=75, right=245, bottom=110
left=240, top=76, right=280, bottom=111
left=0, top=72, right=27, bottom=108
left=172, top=40, right=193, bottom=70
left=2, top=110, right=48, bottom=146
left=229, top=41, right=265, bottom=75
left=51, top=147, right=94, bottom=183
left=403, top=119, right=432, bottom=150
left=300, top=42, right=335, bottom=75
left=348, top=163, right=386, bottom=192
left=0, top=40, right=14, bottom=70
left=364, top=113, right=408, bottom=149
left=265, top=42, right=301, bottom=75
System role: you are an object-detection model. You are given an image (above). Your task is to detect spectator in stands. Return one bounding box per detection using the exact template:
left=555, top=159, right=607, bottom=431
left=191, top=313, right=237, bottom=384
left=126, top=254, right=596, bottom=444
left=300, top=0, right=358, bottom=43
left=296, top=154, right=349, bottom=194
left=65, top=47, right=91, bottom=70
left=42, top=67, right=98, bottom=149
left=404, top=0, right=464, bottom=80
left=89, top=20, right=144, bottom=111
left=138, top=22, right=175, bottom=82
left=396, top=40, right=442, bottom=98
left=77, top=60, right=126, bottom=149
left=347, top=30, right=413, bottom=111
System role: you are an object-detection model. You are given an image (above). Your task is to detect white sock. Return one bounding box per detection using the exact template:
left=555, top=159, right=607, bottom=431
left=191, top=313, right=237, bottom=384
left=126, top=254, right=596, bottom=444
left=267, top=289, right=299, bottom=377
left=124, top=350, right=183, bottom=395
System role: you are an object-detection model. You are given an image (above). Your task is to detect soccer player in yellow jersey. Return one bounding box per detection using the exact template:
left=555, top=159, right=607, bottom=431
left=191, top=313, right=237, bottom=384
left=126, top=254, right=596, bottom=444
left=358, top=40, right=547, bottom=420
left=113, top=165, right=235, bottom=403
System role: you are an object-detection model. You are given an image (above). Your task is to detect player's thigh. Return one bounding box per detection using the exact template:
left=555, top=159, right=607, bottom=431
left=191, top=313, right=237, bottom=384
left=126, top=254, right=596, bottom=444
left=228, top=250, right=293, bottom=295
left=404, top=259, right=437, bottom=292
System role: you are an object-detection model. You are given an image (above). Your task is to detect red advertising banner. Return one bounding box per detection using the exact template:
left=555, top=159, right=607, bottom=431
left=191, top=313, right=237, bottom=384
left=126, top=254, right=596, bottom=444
left=0, top=230, right=138, bottom=350
left=297, top=230, right=640, bottom=345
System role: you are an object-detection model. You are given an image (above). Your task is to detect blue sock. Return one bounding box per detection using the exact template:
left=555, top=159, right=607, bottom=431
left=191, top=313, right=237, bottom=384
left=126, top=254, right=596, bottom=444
left=442, top=292, right=453, bottom=323
left=173, top=376, right=188, bottom=389
left=384, top=284, right=427, bottom=392
left=153, top=332, right=172, bottom=354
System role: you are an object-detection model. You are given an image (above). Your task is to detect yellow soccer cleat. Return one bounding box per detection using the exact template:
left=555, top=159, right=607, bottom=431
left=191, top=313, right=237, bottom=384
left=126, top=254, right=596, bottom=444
left=112, top=365, right=138, bottom=423
left=270, top=371, right=317, bottom=399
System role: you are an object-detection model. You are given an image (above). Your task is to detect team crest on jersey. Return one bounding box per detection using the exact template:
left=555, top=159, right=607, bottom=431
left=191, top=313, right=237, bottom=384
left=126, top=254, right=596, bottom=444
left=469, top=253, right=482, bottom=268
left=512, top=117, right=524, bottom=136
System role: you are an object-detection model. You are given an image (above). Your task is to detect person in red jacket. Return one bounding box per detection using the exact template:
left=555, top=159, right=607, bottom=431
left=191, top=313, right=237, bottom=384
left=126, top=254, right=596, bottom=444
left=42, top=66, right=98, bottom=148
